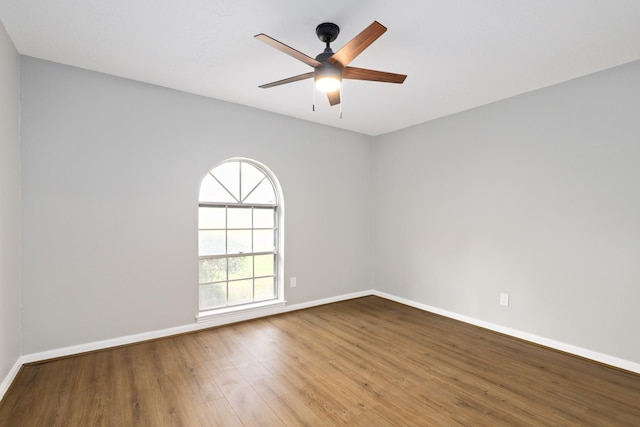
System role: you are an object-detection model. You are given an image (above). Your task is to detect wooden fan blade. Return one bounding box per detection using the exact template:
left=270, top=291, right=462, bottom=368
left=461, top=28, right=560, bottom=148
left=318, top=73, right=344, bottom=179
left=343, top=66, right=407, bottom=84
left=259, top=72, right=315, bottom=89
left=255, top=34, right=321, bottom=68
left=327, top=89, right=341, bottom=106
left=328, top=21, right=387, bottom=67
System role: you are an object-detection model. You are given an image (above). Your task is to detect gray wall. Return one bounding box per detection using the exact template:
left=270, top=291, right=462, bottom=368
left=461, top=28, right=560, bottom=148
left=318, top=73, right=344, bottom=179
left=15, top=53, right=640, bottom=366
left=373, top=60, right=640, bottom=363
left=0, top=20, right=21, bottom=383
left=20, top=57, right=373, bottom=354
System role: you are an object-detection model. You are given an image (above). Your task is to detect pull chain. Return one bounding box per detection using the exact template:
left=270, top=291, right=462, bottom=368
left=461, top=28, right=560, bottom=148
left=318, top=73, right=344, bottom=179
left=311, top=85, right=344, bottom=118
left=339, top=84, right=343, bottom=119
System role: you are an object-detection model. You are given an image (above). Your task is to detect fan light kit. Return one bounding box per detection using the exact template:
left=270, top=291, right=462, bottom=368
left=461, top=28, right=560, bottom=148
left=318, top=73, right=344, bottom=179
left=315, top=67, right=342, bottom=92
left=255, top=21, right=407, bottom=110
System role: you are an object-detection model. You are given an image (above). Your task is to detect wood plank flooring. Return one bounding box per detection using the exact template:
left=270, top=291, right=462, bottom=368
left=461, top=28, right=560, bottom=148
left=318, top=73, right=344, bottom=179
left=1, top=296, right=639, bottom=426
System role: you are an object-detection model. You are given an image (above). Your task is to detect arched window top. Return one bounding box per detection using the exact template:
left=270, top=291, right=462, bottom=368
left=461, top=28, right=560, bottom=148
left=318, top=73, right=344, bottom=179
left=200, top=160, right=277, bottom=206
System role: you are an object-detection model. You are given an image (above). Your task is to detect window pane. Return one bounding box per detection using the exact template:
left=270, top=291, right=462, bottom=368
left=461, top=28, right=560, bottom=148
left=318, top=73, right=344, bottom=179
left=199, top=230, right=225, bottom=256
left=212, top=162, right=240, bottom=201
left=227, top=207, right=251, bottom=229
left=228, top=256, right=252, bottom=280
left=243, top=179, right=276, bottom=205
left=199, top=283, right=227, bottom=310
left=228, top=279, right=253, bottom=306
left=255, top=277, right=275, bottom=301
left=253, top=208, right=274, bottom=228
left=199, top=207, right=225, bottom=229
left=199, top=174, right=236, bottom=203
left=254, top=230, right=275, bottom=253
left=255, top=254, right=274, bottom=277
left=199, top=258, right=227, bottom=283
left=241, top=163, right=265, bottom=202
left=227, top=230, right=251, bottom=254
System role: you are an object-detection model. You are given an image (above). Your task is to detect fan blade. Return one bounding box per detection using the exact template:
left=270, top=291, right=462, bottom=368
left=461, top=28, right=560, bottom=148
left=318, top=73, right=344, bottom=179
left=255, top=34, right=322, bottom=68
left=327, top=89, right=341, bottom=106
left=328, top=21, right=387, bottom=67
left=343, top=67, right=407, bottom=84
left=259, top=72, right=315, bottom=89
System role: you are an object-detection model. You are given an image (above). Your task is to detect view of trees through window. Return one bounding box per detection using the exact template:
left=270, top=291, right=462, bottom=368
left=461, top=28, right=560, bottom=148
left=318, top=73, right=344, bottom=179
left=198, top=160, right=279, bottom=311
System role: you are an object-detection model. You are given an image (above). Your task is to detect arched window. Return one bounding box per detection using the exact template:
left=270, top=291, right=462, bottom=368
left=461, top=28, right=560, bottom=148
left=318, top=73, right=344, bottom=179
left=198, top=159, right=281, bottom=313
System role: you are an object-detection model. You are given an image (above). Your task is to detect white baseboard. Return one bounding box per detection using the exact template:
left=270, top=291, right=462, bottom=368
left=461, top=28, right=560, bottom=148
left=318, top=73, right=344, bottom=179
left=0, top=358, right=23, bottom=402
left=19, top=290, right=372, bottom=366
left=3, top=288, right=638, bottom=403
left=373, top=290, right=640, bottom=374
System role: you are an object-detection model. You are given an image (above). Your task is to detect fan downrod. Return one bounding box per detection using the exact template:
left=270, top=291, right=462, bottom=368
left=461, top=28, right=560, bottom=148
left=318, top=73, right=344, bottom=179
left=315, top=23, right=340, bottom=45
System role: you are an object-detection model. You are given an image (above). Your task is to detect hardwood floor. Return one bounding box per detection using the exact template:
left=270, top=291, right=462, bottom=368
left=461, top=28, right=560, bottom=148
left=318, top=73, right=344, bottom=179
left=1, top=296, right=639, bottom=426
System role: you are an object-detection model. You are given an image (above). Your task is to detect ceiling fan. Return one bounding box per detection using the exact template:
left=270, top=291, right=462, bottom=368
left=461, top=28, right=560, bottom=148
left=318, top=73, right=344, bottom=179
left=255, top=21, right=407, bottom=106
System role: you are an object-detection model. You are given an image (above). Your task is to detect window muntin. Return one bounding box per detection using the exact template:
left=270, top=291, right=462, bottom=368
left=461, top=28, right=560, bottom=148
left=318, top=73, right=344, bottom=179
left=198, top=160, right=279, bottom=311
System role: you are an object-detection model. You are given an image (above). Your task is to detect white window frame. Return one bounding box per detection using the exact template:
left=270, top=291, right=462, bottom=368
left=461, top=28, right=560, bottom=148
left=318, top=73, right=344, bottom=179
left=196, top=158, right=285, bottom=322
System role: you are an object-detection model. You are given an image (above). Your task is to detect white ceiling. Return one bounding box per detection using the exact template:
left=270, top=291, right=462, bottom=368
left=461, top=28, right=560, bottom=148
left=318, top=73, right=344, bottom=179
left=1, top=1, right=639, bottom=136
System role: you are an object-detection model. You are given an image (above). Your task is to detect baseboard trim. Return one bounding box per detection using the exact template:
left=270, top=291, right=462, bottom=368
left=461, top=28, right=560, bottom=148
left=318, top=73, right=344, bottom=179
left=4, top=288, right=638, bottom=403
left=19, top=290, right=372, bottom=366
left=0, top=358, right=23, bottom=403
left=373, top=290, right=640, bottom=375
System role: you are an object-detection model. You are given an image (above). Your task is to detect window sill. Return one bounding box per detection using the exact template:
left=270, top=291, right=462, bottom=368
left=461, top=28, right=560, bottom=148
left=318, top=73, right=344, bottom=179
left=196, top=299, right=287, bottom=324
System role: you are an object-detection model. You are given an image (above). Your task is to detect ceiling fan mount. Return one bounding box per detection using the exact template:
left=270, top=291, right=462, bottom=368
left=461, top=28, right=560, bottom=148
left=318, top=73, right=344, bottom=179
left=315, top=22, right=340, bottom=45
left=255, top=21, right=407, bottom=107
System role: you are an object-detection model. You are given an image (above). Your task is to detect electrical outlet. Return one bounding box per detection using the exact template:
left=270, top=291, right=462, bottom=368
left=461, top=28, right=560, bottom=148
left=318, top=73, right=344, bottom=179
left=500, top=293, right=510, bottom=307
left=290, top=277, right=297, bottom=288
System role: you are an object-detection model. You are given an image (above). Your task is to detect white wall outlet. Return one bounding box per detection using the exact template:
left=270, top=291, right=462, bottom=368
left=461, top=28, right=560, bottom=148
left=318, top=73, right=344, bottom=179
left=290, top=277, right=297, bottom=288
left=500, top=293, right=510, bottom=307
